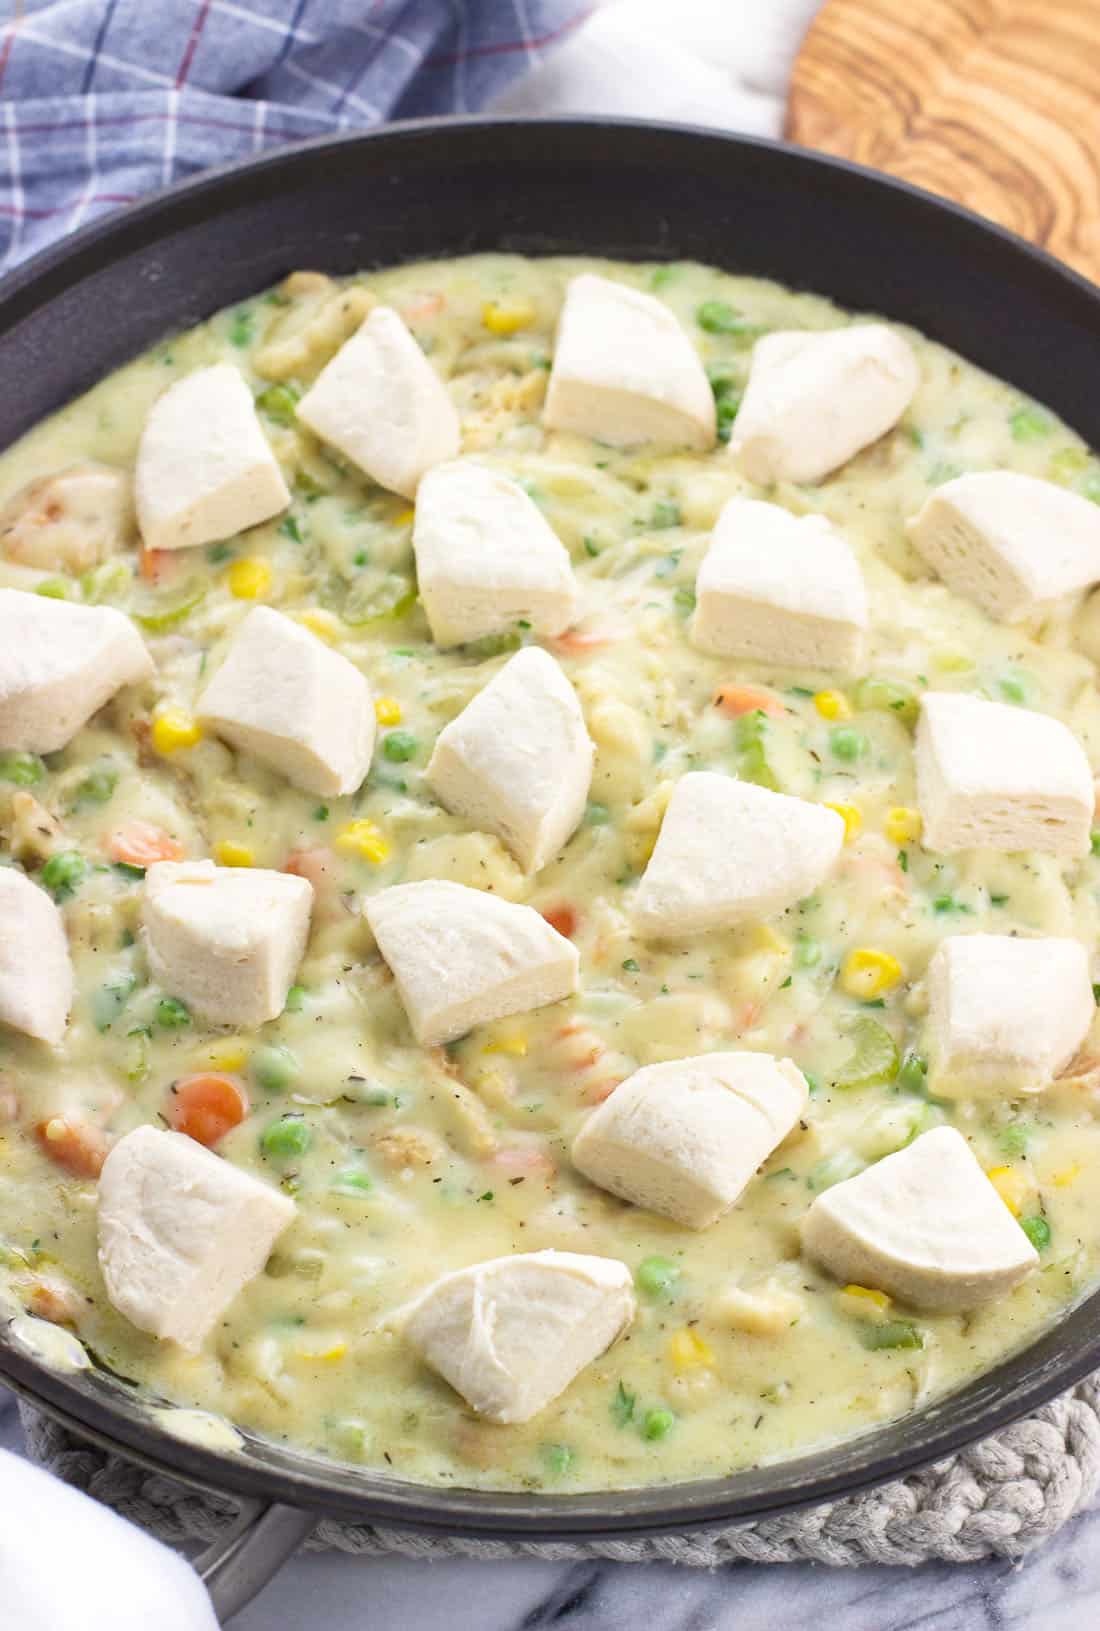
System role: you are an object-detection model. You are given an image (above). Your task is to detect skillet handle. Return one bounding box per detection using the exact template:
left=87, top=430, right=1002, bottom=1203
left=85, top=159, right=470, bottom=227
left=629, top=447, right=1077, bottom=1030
left=194, top=1498, right=317, bottom=1624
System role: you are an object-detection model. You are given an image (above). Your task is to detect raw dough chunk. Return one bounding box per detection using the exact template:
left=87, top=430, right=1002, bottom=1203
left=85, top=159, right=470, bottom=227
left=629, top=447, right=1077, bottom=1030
left=0, top=588, right=153, bottom=753
left=915, top=691, right=1093, bottom=857
left=926, top=933, right=1093, bottom=1097
left=572, top=1052, right=809, bottom=1228
left=142, top=860, right=313, bottom=1028
left=297, top=306, right=460, bottom=498
left=801, top=1125, right=1038, bottom=1312
left=908, top=471, right=1100, bottom=622
left=691, top=497, right=868, bottom=669
left=364, top=879, right=578, bottom=1046
left=0, top=867, right=73, bottom=1045
left=633, top=772, right=845, bottom=938
left=402, top=1249, right=634, bottom=1423
left=544, top=273, right=716, bottom=450
left=426, top=646, right=594, bottom=872
left=731, top=325, right=919, bottom=485
left=135, top=364, right=290, bottom=551
left=97, top=1126, right=295, bottom=1350
left=197, top=605, right=374, bottom=796
left=413, top=460, right=578, bottom=649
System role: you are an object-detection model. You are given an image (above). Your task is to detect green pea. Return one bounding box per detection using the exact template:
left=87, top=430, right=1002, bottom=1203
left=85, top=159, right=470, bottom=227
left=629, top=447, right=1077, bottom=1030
left=1010, top=404, right=1051, bottom=442
left=252, top=1044, right=298, bottom=1093
left=642, top=1407, right=675, bottom=1441
left=696, top=300, right=744, bottom=334
left=621, top=958, right=641, bottom=973
left=382, top=730, right=418, bottom=764
left=155, top=995, right=192, bottom=1029
left=859, top=1320, right=923, bottom=1351
left=255, top=383, right=300, bottom=425
left=650, top=500, right=682, bottom=530
left=1021, top=1215, right=1051, bottom=1252
left=332, top=1167, right=373, bottom=1194
left=34, top=577, right=70, bottom=600
left=41, top=850, right=86, bottom=901
left=996, top=669, right=1034, bottom=705
left=896, top=1052, right=928, bottom=1096
left=715, top=391, right=741, bottom=443
left=998, top=1120, right=1031, bottom=1158
left=0, top=751, right=44, bottom=786
left=72, top=766, right=119, bottom=807
left=229, top=307, right=254, bottom=347
left=540, top=1443, right=575, bottom=1478
left=829, top=726, right=867, bottom=762
left=635, top=1256, right=680, bottom=1299
left=261, top=1115, right=312, bottom=1162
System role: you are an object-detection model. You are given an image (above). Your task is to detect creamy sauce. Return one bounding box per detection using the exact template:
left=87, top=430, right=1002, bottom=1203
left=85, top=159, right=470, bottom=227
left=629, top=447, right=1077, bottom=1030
left=2, top=255, right=1100, bottom=1493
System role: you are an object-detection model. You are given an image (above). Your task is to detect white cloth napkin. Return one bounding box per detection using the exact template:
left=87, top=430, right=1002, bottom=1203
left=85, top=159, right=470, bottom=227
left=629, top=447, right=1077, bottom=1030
left=490, top=0, right=815, bottom=136
left=0, top=1448, right=218, bottom=1629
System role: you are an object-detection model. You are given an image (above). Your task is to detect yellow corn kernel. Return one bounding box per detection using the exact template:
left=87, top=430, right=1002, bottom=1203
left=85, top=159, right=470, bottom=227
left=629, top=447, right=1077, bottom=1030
left=301, top=1342, right=348, bottom=1364
left=482, top=298, right=536, bottom=336
left=668, top=1328, right=715, bottom=1372
left=825, top=802, right=862, bottom=843
left=151, top=710, right=203, bottom=755
left=1052, top=1163, right=1081, bottom=1188
left=987, top=1165, right=1030, bottom=1217
left=840, top=947, right=903, bottom=999
left=837, top=1283, right=892, bottom=1322
left=483, top=1031, right=528, bottom=1057
left=293, top=609, right=342, bottom=644
left=336, top=819, right=391, bottom=864
left=393, top=507, right=415, bottom=528
left=214, top=840, right=255, bottom=868
left=931, top=649, right=975, bottom=673
left=885, top=805, right=922, bottom=845
left=814, top=689, right=852, bottom=722
left=202, top=1039, right=250, bottom=1072
left=227, top=557, right=273, bottom=600
left=374, top=696, right=403, bottom=727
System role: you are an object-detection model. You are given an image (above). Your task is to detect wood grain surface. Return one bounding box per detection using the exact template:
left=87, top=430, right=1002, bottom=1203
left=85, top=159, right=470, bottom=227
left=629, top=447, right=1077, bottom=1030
left=786, top=0, right=1100, bottom=282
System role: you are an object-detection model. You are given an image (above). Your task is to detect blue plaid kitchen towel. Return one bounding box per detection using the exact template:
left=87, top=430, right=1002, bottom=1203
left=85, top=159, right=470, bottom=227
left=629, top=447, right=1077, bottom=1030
left=0, top=0, right=590, bottom=273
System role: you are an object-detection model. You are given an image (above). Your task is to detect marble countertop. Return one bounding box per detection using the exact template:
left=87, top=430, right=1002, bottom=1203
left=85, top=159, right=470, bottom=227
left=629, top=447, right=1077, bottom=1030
left=5, top=1387, right=1096, bottom=1628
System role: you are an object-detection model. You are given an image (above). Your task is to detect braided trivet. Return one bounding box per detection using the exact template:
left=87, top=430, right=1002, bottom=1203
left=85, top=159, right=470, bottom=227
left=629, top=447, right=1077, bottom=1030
left=20, top=1373, right=1100, bottom=1566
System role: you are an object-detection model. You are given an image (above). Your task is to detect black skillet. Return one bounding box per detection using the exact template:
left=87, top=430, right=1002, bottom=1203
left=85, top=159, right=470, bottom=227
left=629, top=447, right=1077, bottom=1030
left=2, top=117, right=1099, bottom=1622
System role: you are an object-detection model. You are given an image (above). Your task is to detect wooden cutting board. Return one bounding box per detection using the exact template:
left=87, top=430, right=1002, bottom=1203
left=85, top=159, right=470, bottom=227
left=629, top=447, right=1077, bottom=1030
left=785, top=0, right=1100, bottom=284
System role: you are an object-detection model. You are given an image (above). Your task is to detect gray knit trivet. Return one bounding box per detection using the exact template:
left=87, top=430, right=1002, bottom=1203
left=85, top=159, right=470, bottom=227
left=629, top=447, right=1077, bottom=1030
left=19, top=1374, right=1100, bottom=1567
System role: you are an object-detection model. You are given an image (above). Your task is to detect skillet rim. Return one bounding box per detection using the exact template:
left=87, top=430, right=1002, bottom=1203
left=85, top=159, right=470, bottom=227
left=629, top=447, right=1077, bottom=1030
left=1, top=113, right=1100, bottom=1535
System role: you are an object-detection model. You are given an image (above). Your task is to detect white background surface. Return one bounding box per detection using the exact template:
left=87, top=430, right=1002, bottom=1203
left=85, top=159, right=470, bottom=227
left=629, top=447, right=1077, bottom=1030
left=6, top=1, right=1100, bottom=1625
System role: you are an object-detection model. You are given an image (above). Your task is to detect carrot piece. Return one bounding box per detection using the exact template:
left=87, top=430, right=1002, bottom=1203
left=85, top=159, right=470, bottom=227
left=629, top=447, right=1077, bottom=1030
left=551, top=623, right=628, bottom=655
left=492, top=1145, right=557, bottom=1178
left=168, top=1073, right=250, bottom=1147
left=542, top=903, right=578, bottom=939
left=402, top=291, right=445, bottom=322
left=284, top=846, right=337, bottom=886
left=714, top=684, right=786, bottom=719
left=36, top=1116, right=109, bottom=1178
left=107, top=822, right=185, bottom=868
left=139, top=544, right=173, bottom=584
